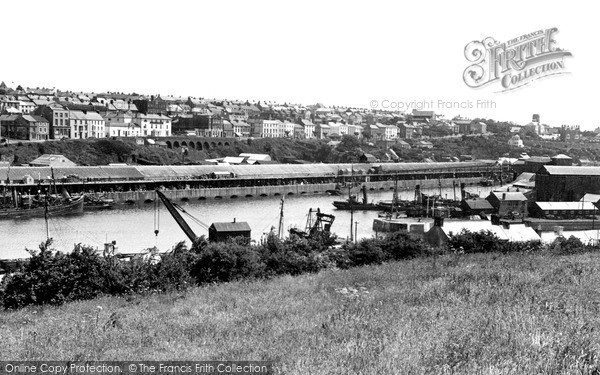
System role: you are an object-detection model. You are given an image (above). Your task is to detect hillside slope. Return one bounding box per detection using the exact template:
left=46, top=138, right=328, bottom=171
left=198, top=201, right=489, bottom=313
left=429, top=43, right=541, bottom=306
left=1, top=251, right=600, bottom=373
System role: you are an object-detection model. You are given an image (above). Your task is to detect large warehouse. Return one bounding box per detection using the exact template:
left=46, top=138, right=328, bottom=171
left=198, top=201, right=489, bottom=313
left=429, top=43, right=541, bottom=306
left=536, top=166, right=600, bottom=202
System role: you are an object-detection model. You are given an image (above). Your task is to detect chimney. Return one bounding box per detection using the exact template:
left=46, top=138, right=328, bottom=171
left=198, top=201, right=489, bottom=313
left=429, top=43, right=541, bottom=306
left=233, top=218, right=236, bottom=223
left=491, top=214, right=500, bottom=225
left=502, top=193, right=507, bottom=200
left=434, top=216, right=444, bottom=227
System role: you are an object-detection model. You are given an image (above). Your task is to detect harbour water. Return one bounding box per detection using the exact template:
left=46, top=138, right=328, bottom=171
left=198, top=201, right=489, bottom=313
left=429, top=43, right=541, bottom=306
left=0, top=185, right=497, bottom=259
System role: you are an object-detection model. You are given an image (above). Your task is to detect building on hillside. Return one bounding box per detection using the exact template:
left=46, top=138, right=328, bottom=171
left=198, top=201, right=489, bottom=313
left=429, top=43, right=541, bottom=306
left=411, top=110, right=436, bottom=122
left=133, top=113, right=172, bottom=137
left=231, top=119, right=251, bottom=137
left=34, top=103, right=70, bottom=139
left=69, top=111, right=105, bottom=139
left=0, top=114, right=49, bottom=140
left=29, top=154, right=76, bottom=167
left=299, top=119, right=315, bottom=139
left=508, top=134, right=524, bottom=148
left=398, top=123, right=417, bottom=139
left=261, top=120, right=282, bottom=138
left=315, top=122, right=330, bottom=139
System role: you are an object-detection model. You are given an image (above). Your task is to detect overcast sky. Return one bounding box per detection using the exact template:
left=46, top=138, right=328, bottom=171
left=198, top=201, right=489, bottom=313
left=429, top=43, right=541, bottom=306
left=2, top=1, right=596, bottom=128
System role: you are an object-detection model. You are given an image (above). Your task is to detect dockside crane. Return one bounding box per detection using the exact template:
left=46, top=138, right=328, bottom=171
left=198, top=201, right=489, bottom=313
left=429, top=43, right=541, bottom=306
left=155, top=189, right=199, bottom=242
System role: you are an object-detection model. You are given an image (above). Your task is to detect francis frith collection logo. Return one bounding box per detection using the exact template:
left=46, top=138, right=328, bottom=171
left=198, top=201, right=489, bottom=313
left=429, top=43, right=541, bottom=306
left=463, top=28, right=572, bottom=92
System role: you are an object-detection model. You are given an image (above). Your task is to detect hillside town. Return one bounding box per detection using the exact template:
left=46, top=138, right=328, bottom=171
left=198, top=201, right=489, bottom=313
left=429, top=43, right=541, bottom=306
left=0, top=82, right=591, bottom=147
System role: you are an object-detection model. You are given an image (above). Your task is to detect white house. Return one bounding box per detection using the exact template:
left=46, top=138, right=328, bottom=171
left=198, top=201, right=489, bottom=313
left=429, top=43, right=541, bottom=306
left=508, top=134, right=524, bottom=148
left=133, top=114, right=171, bottom=137
left=69, top=110, right=106, bottom=139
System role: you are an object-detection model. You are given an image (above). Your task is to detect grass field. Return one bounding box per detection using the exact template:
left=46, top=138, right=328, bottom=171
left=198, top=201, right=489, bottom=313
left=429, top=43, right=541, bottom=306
left=3, top=250, right=600, bottom=374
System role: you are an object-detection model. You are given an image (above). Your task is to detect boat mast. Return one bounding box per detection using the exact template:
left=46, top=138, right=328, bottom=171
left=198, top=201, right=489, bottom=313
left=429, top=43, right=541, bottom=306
left=44, top=192, right=49, bottom=240
left=278, top=196, right=285, bottom=239
left=350, top=165, right=354, bottom=242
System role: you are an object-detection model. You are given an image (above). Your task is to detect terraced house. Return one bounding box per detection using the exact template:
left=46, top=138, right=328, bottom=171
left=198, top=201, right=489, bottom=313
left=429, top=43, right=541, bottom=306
left=0, top=114, right=49, bottom=140
left=69, top=110, right=105, bottom=139
left=133, top=113, right=172, bottom=137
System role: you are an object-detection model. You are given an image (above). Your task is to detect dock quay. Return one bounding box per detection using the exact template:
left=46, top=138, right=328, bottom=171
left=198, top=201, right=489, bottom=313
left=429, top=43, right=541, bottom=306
left=0, top=160, right=506, bottom=204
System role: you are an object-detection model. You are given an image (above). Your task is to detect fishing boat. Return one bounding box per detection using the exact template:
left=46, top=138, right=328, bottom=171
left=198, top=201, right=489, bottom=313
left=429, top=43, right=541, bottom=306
left=0, top=194, right=84, bottom=219
left=1, top=166, right=84, bottom=219
left=332, top=185, right=380, bottom=211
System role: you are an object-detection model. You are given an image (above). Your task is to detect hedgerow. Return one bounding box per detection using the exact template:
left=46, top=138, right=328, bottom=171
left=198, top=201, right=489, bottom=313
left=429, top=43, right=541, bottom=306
left=0, top=229, right=594, bottom=309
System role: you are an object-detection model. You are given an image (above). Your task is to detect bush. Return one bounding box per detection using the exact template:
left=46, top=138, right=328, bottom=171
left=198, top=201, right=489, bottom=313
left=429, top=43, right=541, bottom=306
left=1, top=240, right=108, bottom=308
left=0, top=240, right=198, bottom=309
left=448, top=230, right=505, bottom=253
left=191, top=240, right=265, bottom=283
left=549, top=235, right=588, bottom=255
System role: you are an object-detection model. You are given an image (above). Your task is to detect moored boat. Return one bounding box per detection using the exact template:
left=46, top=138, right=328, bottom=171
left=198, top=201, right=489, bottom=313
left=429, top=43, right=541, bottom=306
left=0, top=194, right=84, bottom=219
left=83, top=194, right=115, bottom=210
left=332, top=185, right=380, bottom=211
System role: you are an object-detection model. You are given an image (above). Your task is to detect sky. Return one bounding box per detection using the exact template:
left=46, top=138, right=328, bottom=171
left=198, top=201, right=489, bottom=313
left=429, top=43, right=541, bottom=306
left=1, top=0, right=596, bottom=128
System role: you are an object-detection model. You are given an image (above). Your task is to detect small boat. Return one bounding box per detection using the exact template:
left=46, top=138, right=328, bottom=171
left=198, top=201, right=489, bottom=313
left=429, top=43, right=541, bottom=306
left=84, top=194, right=115, bottom=210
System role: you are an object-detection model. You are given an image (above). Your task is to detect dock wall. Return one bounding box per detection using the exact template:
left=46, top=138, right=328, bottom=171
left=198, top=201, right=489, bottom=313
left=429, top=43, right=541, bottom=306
left=106, top=177, right=484, bottom=203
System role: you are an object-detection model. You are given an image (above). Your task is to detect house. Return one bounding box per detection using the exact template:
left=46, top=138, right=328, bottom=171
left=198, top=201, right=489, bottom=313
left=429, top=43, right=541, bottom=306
left=486, top=191, right=528, bottom=217
left=315, top=123, right=330, bottom=139
left=398, top=123, right=417, bottom=139
left=293, top=123, right=304, bottom=139
left=222, top=119, right=234, bottom=138
left=460, top=198, right=494, bottom=216
left=299, top=119, right=315, bottom=139
left=132, top=113, right=172, bottom=137
left=33, top=103, right=70, bottom=139
left=29, top=154, right=76, bottom=167
left=105, top=112, right=139, bottom=137
left=454, top=119, right=472, bottom=134
left=69, top=111, right=105, bottom=139
left=261, top=120, right=282, bottom=138
left=471, top=122, right=487, bottom=134
left=379, top=124, right=398, bottom=140
left=0, top=114, right=49, bottom=140
left=508, top=134, right=524, bottom=148
left=208, top=220, right=251, bottom=242
left=231, top=119, right=251, bottom=137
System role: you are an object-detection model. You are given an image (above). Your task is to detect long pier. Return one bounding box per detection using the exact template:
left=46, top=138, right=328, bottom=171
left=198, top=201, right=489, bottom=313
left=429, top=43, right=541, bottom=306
left=1, top=161, right=508, bottom=203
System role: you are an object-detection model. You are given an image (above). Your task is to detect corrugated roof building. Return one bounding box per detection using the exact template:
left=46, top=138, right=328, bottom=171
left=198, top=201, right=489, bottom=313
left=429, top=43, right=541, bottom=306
left=208, top=220, right=251, bottom=242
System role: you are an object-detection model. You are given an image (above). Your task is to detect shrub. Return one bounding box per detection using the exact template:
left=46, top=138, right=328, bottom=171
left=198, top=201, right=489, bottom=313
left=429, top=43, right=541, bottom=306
left=191, top=240, right=265, bottom=283
left=1, top=240, right=107, bottom=308
left=549, top=235, right=587, bottom=255
left=448, top=230, right=505, bottom=253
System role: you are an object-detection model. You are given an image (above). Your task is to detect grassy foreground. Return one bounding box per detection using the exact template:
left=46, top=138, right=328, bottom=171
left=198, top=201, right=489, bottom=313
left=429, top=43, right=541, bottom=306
left=3, top=250, right=600, bottom=374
